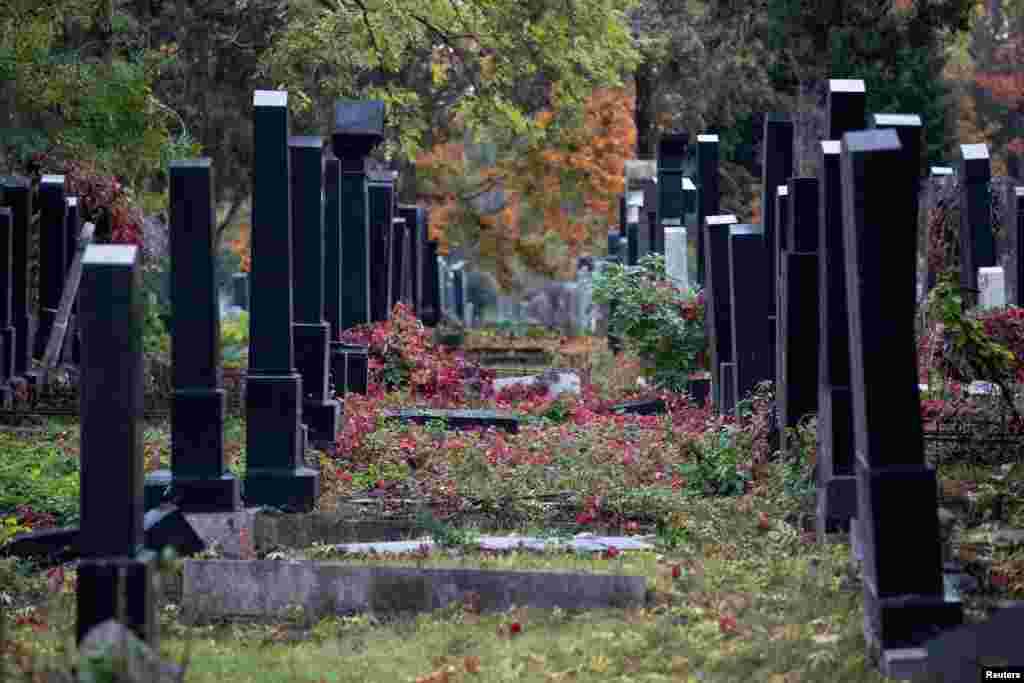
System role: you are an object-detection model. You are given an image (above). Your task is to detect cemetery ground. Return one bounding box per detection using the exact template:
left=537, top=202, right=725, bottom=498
left=3, top=311, right=1024, bottom=682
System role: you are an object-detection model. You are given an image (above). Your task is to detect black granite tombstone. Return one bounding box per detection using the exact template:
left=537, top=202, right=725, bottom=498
left=728, top=224, right=770, bottom=409
left=421, top=239, right=441, bottom=326
left=626, top=223, right=640, bottom=266
left=244, top=91, right=317, bottom=512
left=383, top=408, right=520, bottom=433
left=696, top=135, right=720, bottom=285
left=323, top=155, right=343, bottom=337
left=761, top=115, right=793, bottom=384
left=816, top=140, right=856, bottom=536
left=703, top=214, right=737, bottom=413
left=826, top=80, right=866, bottom=140
left=76, top=244, right=157, bottom=645
left=646, top=210, right=660, bottom=258
left=232, top=273, right=249, bottom=310
left=642, top=177, right=658, bottom=257
left=841, top=128, right=961, bottom=656
left=0, top=177, right=34, bottom=376
left=389, top=216, right=406, bottom=309
left=368, top=174, right=395, bottom=323
left=144, top=158, right=240, bottom=512
left=290, top=136, right=341, bottom=450
left=397, top=205, right=420, bottom=312
left=332, top=99, right=382, bottom=332
left=779, top=178, right=819, bottom=455
left=959, top=143, right=994, bottom=299
left=657, top=134, right=688, bottom=253
left=773, top=184, right=789, bottom=402
left=607, top=232, right=619, bottom=258
left=0, top=208, right=12, bottom=384
left=1016, top=186, right=1024, bottom=305
left=64, top=197, right=83, bottom=364
left=618, top=194, right=627, bottom=238
left=35, top=175, right=68, bottom=361
left=451, top=263, right=465, bottom=322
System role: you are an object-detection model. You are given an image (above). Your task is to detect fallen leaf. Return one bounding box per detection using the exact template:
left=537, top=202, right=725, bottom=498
left=527, top=654, right=548, bottom=673
left=812, top=633, right=840, bottom=644
left=623, top=656, right=642, bottom=673
left=589, top=655, right=610, bottom=673
left=670, top=656, right=689, bottom=675
left=464, top=656, right=480, bottom=674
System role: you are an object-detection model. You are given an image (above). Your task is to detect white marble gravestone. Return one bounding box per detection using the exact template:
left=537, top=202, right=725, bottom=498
left=665, top=227, right=689, bottom=289
left=978, top=266, right=1006, bottom=310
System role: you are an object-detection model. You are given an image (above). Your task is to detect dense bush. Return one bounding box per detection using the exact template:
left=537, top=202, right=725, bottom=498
left=592, top=254, right=706, bottom=393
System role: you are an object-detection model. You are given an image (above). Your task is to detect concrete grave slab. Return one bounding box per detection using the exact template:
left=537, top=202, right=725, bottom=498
left=182, top=560, right=647, bottom=622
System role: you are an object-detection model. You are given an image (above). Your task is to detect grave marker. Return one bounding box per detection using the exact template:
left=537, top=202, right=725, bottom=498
left=761, top=116, right=793, bottom=384
left=421, top=239, right=441, bottom=326
left=76, top=244, right=157, bottom=645
left=232, top=273, right=249, bottom=310
left=696, top=135, right=720, bottom=285
left=826, top=79, right=866, bottom=139
left=290, top=136, right=341, bottom=449
left=144, top=159, right=240, bottom=512
left=665, top=226, right=689, bottom=289
left=0, top=177, right=34, bottom=376
left=704, top=214, right=737, bottom=413
left=657, top=133, right=688, bottom=255
left=978, top=266, right=1006, bottom=309
left=841, top=128, right=961, bottom=664
left=816, top=139, right=856, bottom=536
left=779, top=178, right=819, bottom=455
left=368, top=173, right=395, bottom=323
left=64, top=197, right=82, bottom=364
left=959, top=143, right=993, bottom=300
left=244, top=91, right=317, bottom=512
left=323, top=155, right=342, bottom=338
left=332, top=99, right=382, bottom=332
left=451, top=261, right=465, bottom=322
left=0, top=208, right=13, bottom=385
left=389, top=216, right=407, bottom=309
left=728, top=224, right=770, bottom=409
left=1015, top=187, right=1024, bottom=305
left=35, top=176, right=67, bottom=361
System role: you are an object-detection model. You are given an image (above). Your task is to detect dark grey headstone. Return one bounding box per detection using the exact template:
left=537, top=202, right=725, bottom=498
left=389, top=216, right=406, bottom=309
left=826, top=79, right=866, bottom=140
left=0, top=177, right=35, bottom=376
left=610, top=398, right=666, bottom=416
left=76, top=243, right=158, bottom=646
left=959, top=143, right=994, bottom=296
left=728, top=224, right=770, bottom=407
left=761, top=114, right=794, bottom=323
left=232, top=273, right=249, bottom=310
left=1015, top=187, right=1024, bottom=305
left=145, top=159, right=239, bottom=513
left=368, top=177, right=394, bottom=322
left=816, top=140, right=856, bottom=536
left=324, top=157, right=342, bottom=338
left=35, top=175, right=67, bottom=359
left=0, top=207, right=13, bottom=382
left=696, top=134, right=720, bottom=285
left=626, top=223, right=640, bottom=265
left=657, top=133, right=688, bottom=245
left=704, top=214, right=737, bottom=413
left=421, top=240, right=440, bottom=326
left=841, top=128, right=961, bottom=651
left=244, top=91, right=317, bottom=512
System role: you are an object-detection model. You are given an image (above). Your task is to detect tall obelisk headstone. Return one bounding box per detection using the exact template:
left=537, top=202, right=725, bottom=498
left=76, top=244, right=158, bottom=645
left=244, top=91, right=317, bottom=512
left=704, top=214, right=737, bottom=413
left=144, top=159, right=240, bottom=512
left=0, top=177, right=34, bottom=376
left=842, top=128, right=961, bottom=665
left=816, top=79, right=866, bottom=536
left=290, top=136, right=341, bottom=449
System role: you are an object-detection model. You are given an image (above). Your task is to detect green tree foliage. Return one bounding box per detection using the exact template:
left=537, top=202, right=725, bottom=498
left=259, top=0, right=641, bottom=162
left=766, top=0, right=974, bottom=164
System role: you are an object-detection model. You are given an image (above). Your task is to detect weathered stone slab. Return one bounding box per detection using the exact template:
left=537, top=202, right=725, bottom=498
left=382, top=408, right=521, bottom=433
left=609, top=398, right=666, bottom=416
left=336, top=534, right=655, bottom=555
left=182, top=560, right=647, bottom=621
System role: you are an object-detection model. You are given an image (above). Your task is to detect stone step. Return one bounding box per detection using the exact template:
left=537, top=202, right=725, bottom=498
left=181, top=559, right=647, bottom=623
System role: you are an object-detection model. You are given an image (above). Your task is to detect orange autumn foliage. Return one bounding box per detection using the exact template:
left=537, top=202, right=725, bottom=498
left=416, top=87, right=636, bottom=288
left=228, top=222, right=251, bottom=273
left=974, top=33, right=1024, bottom=155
